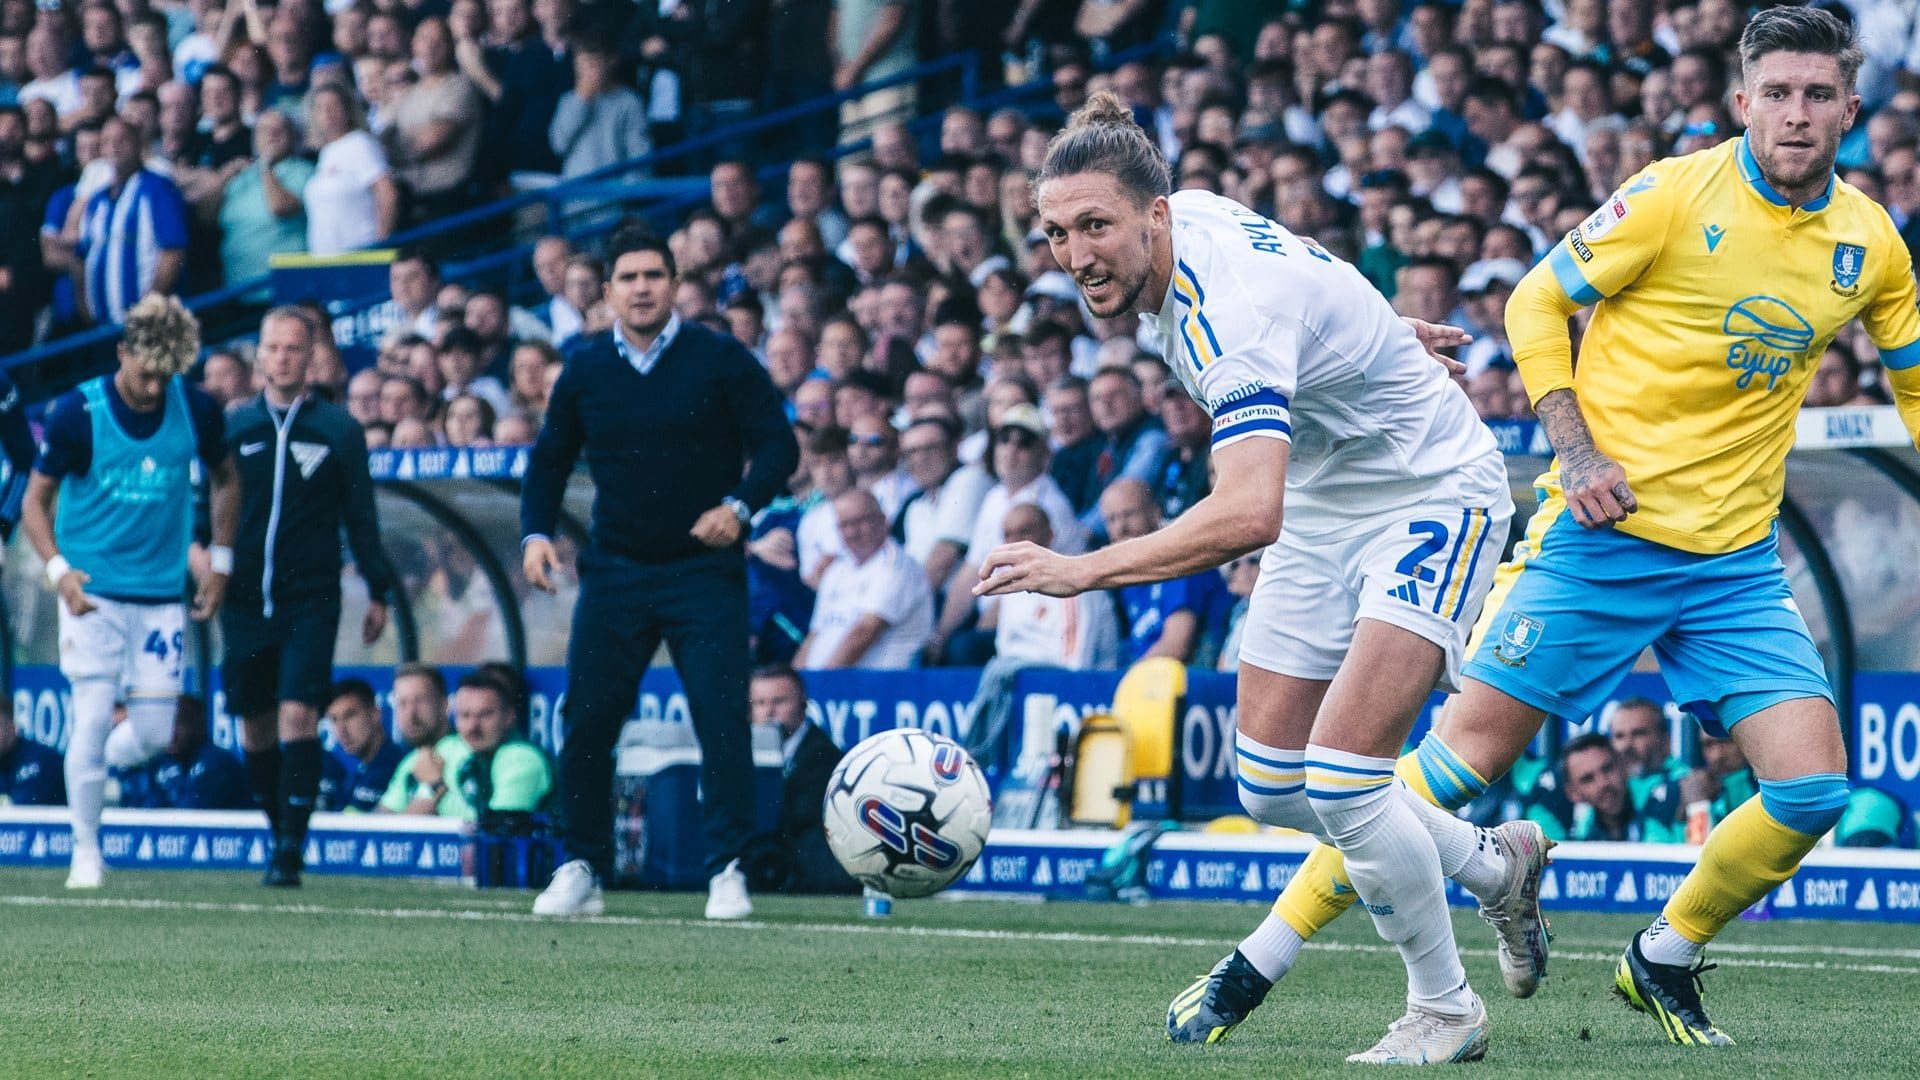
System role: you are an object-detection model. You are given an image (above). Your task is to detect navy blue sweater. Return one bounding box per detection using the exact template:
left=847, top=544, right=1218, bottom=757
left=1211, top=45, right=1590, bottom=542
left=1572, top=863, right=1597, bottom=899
left=520, top=322, right=798, bottom=564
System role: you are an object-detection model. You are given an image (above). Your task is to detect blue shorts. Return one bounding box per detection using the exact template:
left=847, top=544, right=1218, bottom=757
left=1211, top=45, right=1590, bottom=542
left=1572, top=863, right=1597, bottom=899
left=1462, top=511, right=1831, bottom=736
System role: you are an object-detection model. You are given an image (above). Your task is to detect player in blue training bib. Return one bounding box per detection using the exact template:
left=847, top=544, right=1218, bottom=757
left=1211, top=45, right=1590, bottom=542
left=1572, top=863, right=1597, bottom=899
left=21, top=295, right=237, bottom=891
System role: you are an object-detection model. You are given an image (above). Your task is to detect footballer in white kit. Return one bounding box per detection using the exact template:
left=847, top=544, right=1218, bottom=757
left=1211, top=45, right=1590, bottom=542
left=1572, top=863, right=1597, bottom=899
left=1144, top=187, right=1511, bottom=690
left=976, top=94, right=1550, bottom=1067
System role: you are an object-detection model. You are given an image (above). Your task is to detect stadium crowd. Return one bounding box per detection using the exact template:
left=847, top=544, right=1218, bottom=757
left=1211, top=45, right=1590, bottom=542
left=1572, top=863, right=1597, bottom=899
left=2, top=0, right=1918, bottom=845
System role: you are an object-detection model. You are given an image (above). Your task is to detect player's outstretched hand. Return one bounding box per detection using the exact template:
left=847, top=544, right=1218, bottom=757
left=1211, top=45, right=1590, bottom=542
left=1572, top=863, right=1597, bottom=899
left=57, top=569, right=95, bottom=616
left=523, top=536, right=560, bottom=594
left=973, top=542, right=1090, bottom=599
left=191, top=571, right=227, bottom=621
left=1402, top=317, right=1471, bottom=375
left=1562, top=452, right=1638, bottom=528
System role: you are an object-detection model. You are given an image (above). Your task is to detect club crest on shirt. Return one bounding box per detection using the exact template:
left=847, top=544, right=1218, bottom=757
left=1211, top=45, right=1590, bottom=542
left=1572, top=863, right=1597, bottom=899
left=1831, top=242, right=1865, bottom=297
left=1493, top=612, right=1545, bottom=666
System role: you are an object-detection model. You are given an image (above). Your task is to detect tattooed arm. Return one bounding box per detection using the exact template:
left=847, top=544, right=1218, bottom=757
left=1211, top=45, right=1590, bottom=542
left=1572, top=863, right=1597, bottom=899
left=1534, top=388, right=1636, bottom=528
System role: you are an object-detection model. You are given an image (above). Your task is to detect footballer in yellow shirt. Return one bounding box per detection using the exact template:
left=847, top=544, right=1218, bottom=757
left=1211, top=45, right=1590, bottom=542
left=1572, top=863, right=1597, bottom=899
left=1164, top=7, right=1920, bottom=1054
left=1475, top=33, right=1902, bottom=1047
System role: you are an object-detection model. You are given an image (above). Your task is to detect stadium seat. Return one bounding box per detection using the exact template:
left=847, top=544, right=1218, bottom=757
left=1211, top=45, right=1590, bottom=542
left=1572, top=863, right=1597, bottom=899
left=1067, top=716, right=1132, bottom=828
left=1111, top=659, right=1184, bottom=778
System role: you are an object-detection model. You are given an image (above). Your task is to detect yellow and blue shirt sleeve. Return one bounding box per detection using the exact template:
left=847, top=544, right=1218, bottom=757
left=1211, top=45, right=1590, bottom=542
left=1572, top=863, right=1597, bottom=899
left=1859, top=216, right=1920, bottom=447
left=1507, top=169, right=1675, bottom=405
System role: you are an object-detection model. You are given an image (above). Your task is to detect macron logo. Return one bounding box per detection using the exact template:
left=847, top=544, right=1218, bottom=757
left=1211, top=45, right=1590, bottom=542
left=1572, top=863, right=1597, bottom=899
left=1703, top=224, right=1726, bottom=253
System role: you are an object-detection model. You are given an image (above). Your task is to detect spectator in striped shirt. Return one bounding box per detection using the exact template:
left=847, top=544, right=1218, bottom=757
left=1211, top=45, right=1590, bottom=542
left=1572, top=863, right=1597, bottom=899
left=76, top=114, right=186, bottom=325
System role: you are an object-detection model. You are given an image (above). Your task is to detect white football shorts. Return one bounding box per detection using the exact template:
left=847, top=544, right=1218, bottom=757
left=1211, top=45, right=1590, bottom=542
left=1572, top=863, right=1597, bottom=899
left=1236, top=497, right=1514, bottom=693
left=57, top=595, right=187, bottom=695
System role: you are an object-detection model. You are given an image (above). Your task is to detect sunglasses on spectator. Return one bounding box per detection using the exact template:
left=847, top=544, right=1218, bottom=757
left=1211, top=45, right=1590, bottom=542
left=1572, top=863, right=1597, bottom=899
left=847, top=433, right=889, bottom=447
left=995, top=428, right=1042, bottom=447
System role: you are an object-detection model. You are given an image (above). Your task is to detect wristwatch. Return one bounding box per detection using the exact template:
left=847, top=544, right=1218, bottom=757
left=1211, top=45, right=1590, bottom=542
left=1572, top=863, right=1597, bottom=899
left=721, top=497, right=751, bottom=525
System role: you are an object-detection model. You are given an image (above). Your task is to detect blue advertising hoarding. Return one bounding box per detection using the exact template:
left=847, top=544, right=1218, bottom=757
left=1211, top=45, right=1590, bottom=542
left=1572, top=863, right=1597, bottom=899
left=12, top=664, right=1920, bottom=820
left=948, top=830, right=1920, bottom=924
left=0, top=806, right=465, bottom=878
left=268, top=250, right=399, bottom=371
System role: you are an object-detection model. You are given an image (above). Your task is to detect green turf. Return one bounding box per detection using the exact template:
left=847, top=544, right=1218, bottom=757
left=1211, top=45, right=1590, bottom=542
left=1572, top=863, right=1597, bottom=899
left=1, top=869, right=1918, bottom=1077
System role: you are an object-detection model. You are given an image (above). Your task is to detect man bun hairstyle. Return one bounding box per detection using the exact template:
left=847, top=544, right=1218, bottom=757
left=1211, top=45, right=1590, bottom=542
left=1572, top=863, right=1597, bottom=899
left=121, top=294, right=200, bottom=376
left=1038, top=89, right=1171, bottom=207
left=1739, top=4, right=1863, bottom=90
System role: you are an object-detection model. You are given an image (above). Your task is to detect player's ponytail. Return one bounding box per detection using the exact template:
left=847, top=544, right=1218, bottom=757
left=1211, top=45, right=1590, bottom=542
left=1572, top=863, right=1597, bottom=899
left=1038, top=90, right=1172, bottom=207
left=1067, top=89, right=1135, bottom=131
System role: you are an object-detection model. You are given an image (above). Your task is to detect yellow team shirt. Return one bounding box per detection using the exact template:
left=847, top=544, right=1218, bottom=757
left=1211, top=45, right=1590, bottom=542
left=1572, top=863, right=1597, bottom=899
left=1506, top=135, right=1920, bottom=555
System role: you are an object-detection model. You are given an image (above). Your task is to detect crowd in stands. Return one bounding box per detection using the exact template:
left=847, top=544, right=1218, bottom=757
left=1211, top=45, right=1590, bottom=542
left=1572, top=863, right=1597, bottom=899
left=150, top=0, right=1920, bottom=681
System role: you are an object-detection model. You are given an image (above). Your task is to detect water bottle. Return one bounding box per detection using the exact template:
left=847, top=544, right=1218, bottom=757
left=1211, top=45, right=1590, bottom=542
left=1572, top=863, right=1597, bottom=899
left=863, top=885, right=893, bottom=918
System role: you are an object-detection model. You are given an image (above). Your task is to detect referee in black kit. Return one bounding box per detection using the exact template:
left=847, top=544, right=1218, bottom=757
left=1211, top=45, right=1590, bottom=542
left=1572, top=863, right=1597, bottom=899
left=226, top=308, right=396, bottom=887
left=522, top=224, right=797, bottom=920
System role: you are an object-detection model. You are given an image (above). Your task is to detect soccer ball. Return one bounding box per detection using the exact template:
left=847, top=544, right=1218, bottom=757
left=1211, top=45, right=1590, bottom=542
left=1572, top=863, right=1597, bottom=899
left=823, top=728, right=992, bottom=899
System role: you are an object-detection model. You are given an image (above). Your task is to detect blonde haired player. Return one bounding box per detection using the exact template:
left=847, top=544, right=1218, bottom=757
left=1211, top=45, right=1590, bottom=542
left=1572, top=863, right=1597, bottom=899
left=1169, top=5, right=1920, bottom=1049
left=22, top=294, right=239, bottom=889
left=973, top=92, right=1552, bottom=1066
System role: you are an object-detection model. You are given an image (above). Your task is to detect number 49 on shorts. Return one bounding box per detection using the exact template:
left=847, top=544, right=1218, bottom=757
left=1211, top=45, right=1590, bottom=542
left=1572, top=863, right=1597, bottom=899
left=144, top=629, right=183, bottom=662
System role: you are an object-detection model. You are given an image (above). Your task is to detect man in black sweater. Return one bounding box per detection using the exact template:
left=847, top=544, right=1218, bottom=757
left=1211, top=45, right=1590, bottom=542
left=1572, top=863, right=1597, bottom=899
left=224, top=308, right=397, bottom=887
left=523, top=225, right=798, bottom=919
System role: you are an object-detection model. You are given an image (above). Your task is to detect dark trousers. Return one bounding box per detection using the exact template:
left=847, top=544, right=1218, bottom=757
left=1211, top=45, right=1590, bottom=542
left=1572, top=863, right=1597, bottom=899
left=559, top=548, right=754, bottom=880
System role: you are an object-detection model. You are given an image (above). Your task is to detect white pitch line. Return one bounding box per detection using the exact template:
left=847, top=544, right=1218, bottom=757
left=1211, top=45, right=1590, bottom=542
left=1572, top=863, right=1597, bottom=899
left=1552, top=937, right=1920, bottom=961
left=5, top=893, right=1920, bottom=977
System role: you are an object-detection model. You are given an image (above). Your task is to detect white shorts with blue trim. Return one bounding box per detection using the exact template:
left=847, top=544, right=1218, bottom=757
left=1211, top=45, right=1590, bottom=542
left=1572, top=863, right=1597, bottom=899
left=1237, top=498, right=1513, bottom=693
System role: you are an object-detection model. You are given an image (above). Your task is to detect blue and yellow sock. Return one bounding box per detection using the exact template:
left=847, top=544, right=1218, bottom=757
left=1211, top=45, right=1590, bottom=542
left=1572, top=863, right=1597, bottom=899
left=1271, top=733, right=1489, bottom=938
left=1657, top=775, right=1848, bottom=952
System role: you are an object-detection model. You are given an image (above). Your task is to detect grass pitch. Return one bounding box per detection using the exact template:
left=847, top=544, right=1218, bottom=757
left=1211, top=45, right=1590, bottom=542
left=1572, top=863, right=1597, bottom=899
left=2, top=869, right=1918, bottom=1078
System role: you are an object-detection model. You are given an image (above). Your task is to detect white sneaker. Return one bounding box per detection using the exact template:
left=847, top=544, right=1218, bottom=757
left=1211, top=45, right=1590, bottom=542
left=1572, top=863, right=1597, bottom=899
left=532, top=859, right=604, bottom=916
left=705, top=859, right=752, bottom=920
left=1480, top=820, right=1555, bottom=998
left=1346, top=994, right=1489, bottom=1066
left=66, top=844, right=105, bottom=890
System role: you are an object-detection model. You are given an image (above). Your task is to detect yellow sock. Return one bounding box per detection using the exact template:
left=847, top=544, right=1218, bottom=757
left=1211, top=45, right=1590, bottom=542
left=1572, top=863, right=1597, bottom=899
left=1662, top=795, right=1822, bottom=945
left=1270, top=751, right=1474, bottom=937
left=1273, top=843, right=1354, bottom=937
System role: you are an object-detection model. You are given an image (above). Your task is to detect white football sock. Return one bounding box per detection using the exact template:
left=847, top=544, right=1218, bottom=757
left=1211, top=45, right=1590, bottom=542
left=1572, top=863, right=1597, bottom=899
left=64, top=678, right=116, bottom=851
left=1307, top=744, right=1473, bottom=1015
left=1639, top=915, right=1705, bottom=967
left=1400, top=788, right=1507, bottom=901
left=1238, top=912, right=1305, bottom=982
left=104, top=694, right=173, bottom=770
left=1235, top=732, right=1328, bottom=841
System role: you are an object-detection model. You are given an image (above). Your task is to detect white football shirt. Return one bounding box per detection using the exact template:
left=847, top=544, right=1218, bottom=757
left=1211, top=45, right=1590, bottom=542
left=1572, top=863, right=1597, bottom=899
left=802, top=540, right=935, bottom=670
left=994, top=590, right=1121, bottom=670
left=1138, top=190, right=1506, bottom=533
